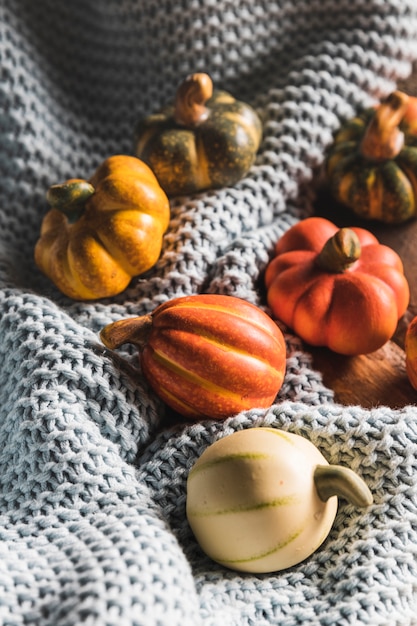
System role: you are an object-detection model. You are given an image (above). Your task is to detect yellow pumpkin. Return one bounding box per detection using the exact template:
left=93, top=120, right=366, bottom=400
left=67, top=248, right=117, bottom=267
left=134, top=73, right=262, bottom=196
left=34, top=155, right=170, bottom=300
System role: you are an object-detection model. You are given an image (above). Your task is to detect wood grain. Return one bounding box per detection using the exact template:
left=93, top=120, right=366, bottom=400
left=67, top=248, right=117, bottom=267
left=310, top=341, right=417, bottom=408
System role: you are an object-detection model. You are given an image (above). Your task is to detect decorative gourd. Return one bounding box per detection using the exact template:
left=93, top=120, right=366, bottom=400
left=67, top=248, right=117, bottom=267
left=134, top=72, right=262, bottom=196
left=326, top=90, right=417, bottom=223
left=402, top=94, right=417, bottom=135
left=34, top=155, right=170, bottom=300
left=264, top=217, right=409, bottom=355
left=405, top=315, right=417, bottom=390
left=99, top=294, right=286, bottom=420
left=186, top=427, right=373, bottom=573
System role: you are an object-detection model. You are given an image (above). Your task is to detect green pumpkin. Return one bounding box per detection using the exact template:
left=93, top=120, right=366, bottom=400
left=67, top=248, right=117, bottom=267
left=134, top=73, right=262, bottom=197
left=326, top=90, right=417, bottom=224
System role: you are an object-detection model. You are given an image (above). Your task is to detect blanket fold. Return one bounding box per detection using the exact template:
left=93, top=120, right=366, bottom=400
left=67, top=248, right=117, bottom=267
left=1, top=1, right=417, bottom=624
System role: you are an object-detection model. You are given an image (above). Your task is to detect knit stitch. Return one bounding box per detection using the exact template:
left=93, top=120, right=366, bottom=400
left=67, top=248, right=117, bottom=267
left=1, top=1, right=417, bottom=624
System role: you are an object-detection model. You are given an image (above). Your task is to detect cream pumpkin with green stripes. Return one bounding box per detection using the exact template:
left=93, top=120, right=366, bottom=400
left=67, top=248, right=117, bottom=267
left=186, top=428, right=372, bottom=573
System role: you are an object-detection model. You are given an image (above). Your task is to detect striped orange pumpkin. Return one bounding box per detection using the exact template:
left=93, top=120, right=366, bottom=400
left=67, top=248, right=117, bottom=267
left=99, top=294, right=286, bottom=420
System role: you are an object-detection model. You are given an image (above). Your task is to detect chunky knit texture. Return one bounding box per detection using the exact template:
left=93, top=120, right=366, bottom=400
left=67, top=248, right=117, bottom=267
left=1, top=1, right=417, bottom=624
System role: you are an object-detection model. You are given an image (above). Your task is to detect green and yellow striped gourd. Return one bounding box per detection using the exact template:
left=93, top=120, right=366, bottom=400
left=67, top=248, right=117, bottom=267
left=186, top=427, right=373, bottom=573
left=134, top=72, right=262, bottom=197
left=326, top=90, right=417, bottom=223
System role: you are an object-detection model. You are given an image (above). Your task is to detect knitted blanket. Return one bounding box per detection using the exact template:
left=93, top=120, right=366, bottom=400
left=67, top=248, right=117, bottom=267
left=1, top=1, right=417, bottom=624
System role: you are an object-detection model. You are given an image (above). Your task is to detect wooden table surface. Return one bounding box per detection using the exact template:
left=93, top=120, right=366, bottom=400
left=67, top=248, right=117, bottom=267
left=308, top=73, right=417, bottom=409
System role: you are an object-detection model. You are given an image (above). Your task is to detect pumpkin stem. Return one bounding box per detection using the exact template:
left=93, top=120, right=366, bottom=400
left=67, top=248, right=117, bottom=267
left=316, top=228, right=361, bottom=273
left=174, top=72, right=213, bottom=127
left=314, top=464, right=373, bottom=507
left=360, top=90, right=409, bottom=161
left=100, top=315, right=153, bottom=350
left=46, top=179, right=95, bottom=222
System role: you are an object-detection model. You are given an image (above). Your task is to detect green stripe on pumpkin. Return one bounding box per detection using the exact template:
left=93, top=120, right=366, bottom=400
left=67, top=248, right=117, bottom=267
left=188, top=430, right=296, bottom=478
left=377, top=160, right=415, bottom=222
left=211, top=524, right=304, bottom=566
left=188, top=452, right=272, bottom=479
left=396, top=146, right=417, bottom=217
left=187, top=493, right=300, bottom=517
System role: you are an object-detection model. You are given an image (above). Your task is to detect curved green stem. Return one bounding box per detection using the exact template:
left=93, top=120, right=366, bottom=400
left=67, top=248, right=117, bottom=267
left=316, top=228, right=361, bottom=273
left=314, top=464, right=373, bottom=507
left=100, top=315, right=153, bottom=350
left=46, top=179, right=95, bottom=222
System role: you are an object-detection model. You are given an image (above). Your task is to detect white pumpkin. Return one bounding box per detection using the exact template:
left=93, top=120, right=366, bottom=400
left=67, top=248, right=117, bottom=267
left=186, top=427, right=372, bottom=573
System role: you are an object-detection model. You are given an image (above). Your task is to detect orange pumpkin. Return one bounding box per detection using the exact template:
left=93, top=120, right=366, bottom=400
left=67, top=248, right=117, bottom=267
left=403, top=94, right=417, bottom=135
left=264, top=217, right=409, bottom=355
left=405, top=315, right=417, bottom=390
left=100, top=294, right=286, bottom=420
left=34, top=155, right=170, bottom=300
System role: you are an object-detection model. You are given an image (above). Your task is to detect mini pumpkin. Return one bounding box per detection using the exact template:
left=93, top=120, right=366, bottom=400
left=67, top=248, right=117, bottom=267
left=326, top=90, right=417, bottom=223
left=134, top=72, right=262, bottom=196
left=34, top=155, right=170, bottom=300
left=99, top=294, right=286, bottom=420
left=405, top=315, right=417, bottom=390
left=187, top=428, right=372, bottom=573
left=264, top=217, right=409, bottom=355
left=402, top=94, right=417, bottom=135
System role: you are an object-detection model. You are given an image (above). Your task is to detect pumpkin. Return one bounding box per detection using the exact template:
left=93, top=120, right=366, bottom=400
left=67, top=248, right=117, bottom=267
left=99, top=294, right=286, bottom=420
left=264, top=217, right=409, bottom=355
left=326, top=90, right=417, bottom=223
left=134, top=72, right=262, bottom=196
left=186, top=427, right=373, bottom=573
left=402, top=94, right=417, bottom=135
left=34, top=155, right=170, bottom=300
left=405, top=315, right=417, bottom=390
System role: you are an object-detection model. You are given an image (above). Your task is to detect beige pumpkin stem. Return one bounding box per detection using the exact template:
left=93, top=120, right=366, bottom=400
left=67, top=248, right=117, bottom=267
left=46, top=179, right=95, bottom=222
left=174, top=72, right=213, bottom=127
left=314, top=465, right=373, bottom=507
left=316, top=228, right=361, bottom=273
left=100, top=315, right=153, bottom=350
left=360, top=90, right=409, bottom=161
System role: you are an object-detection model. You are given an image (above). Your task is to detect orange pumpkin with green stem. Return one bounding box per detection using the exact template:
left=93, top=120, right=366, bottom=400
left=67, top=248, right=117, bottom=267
left=265, top=217, right=409, bottom=355
left=35, top=155, right=170, bottom=300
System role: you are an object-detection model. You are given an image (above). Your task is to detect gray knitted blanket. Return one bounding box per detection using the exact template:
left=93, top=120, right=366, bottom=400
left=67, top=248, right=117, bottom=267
left=1, top=1, right=417, bottom=624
